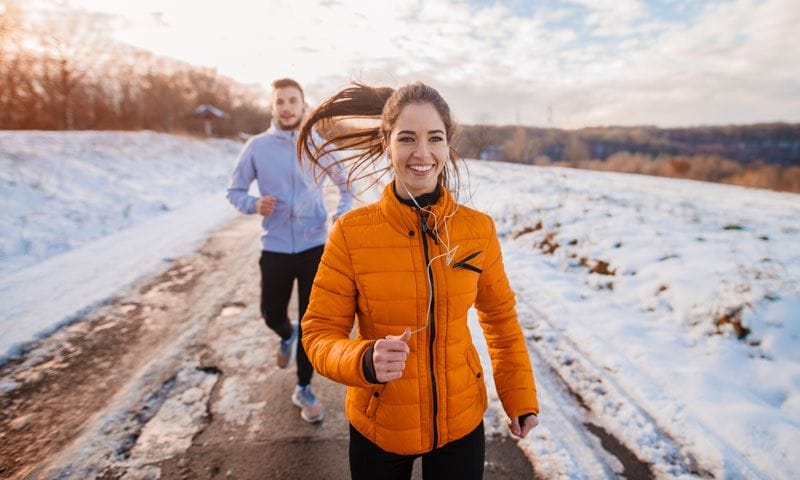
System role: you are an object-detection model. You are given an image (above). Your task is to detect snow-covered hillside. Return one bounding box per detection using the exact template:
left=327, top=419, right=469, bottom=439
left=464, top=162, right=800, bottom=479
left=1, top=131, right=798, bottom=479
left=0, top=131, right=242, bottom=274
left=0, top=131, right=243, bottom=358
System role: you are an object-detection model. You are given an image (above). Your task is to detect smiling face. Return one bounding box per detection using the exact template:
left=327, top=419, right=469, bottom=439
left=387, top=102, right=448, bottom=199
left=272, top=86, right=305, bottom=131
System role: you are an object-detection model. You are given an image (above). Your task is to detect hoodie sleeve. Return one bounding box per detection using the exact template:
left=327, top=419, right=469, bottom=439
left=226, top=140, right=259, bottom=214
left=302, top=219, right=374, bottom=388
left=474, top=217, right=539, bottom=419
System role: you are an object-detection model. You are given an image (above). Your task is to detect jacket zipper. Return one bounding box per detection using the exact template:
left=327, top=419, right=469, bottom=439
left=290, top=132, right=296, bottom=251
left=420, top=212, right=439, bottom=450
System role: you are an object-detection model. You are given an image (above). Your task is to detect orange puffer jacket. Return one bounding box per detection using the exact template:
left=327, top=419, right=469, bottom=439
left=302, top=183, right=538, bottom=455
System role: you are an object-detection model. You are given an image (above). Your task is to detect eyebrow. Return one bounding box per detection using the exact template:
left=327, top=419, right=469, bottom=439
left=398, top=130, right=446, bottom=135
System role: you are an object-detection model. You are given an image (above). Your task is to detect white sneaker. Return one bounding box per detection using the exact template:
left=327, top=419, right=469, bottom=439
left=291, top=385, right=325, bottom=423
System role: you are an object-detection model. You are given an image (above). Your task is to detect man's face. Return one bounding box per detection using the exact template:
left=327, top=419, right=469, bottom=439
left=272, top=86, right=305, bottom=131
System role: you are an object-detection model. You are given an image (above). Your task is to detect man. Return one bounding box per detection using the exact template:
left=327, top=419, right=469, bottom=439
left=226, top=78, right=352, bottom=423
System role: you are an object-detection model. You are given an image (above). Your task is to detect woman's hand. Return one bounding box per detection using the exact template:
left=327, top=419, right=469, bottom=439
left=373, top=329, right=412, bottom=382
left=509, top=414, right=539, bottom=439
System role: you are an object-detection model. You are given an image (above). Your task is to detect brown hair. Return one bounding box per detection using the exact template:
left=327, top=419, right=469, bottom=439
left=297, top=82, right=462, bottom=196
left=271, top=78, right=304, bottom=99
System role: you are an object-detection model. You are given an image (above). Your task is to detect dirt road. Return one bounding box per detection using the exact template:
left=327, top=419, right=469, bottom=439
left=0, top=215, right=537, bottom=479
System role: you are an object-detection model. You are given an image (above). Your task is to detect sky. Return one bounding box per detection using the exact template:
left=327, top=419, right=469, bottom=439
left=29, top=0, right=800, bottom=128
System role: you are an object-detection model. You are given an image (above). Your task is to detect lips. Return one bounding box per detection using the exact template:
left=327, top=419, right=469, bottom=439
left=408, top=164, right=434, bottom=175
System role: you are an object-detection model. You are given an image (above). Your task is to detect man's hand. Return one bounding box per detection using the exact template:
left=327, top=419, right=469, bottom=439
left=373, top=329, right=412, bottom=383
left=509, top=414, right=539, bottom=439
left=255, top=195, right=276, bottom=217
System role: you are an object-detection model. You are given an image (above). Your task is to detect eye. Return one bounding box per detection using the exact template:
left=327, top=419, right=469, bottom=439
left=398, top=137, right=414, bottom=143
left=429, top=135, right=444, bottom=142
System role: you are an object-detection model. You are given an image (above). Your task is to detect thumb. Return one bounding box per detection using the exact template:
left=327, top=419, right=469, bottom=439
left=509, top=417, right=521, bottom=437
left=398, top=328, right=412, bottom=343
left=386, top=328, right=412, bottom=343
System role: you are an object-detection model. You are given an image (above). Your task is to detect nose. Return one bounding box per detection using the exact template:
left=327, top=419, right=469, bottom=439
left=413, top=142, right=430, bottom=159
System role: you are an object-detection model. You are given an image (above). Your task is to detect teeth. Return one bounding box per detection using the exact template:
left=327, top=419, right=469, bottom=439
left=409, top=165, right=433, bottom=172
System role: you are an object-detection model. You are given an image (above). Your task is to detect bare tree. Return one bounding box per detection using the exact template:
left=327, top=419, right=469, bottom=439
left=468, top=114, right=494, bottom=159
left=0, top=0, right=25, bottom=128
left=34, top=4, right=112, bottom=129
left=503, top=127, right=540, bottom=163
left=563, top=136, right=590, bottom=163
left=0, top=2, right=270, bottom=134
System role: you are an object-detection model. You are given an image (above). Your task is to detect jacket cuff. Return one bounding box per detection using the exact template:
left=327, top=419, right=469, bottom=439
left=500, top=387, right=540, bottom=419
left=361, top=341, right=383, bottom=384
left=518, top=412, right=537, bottom=424
left=247, top=196, right=258, bottom=214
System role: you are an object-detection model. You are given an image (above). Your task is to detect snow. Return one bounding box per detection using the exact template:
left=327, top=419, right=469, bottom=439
left=2, top=131, right=798, bottom=479
left=125, top=367, right=219, bottom=467
left=0, top=131, right=242, bottom=358
left=463, top=162, right=800, bottom=479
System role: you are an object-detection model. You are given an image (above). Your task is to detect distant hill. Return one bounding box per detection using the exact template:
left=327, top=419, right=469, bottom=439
left=454, top=123, right=800, bottom=167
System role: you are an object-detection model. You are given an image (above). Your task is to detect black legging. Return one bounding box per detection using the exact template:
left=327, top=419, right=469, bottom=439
left=259, top=245, right=324, bottom=387
left=349, top=422, right=485, bottom=480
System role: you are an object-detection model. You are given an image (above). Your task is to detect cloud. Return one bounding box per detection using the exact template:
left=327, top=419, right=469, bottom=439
left=58, top=0, right=800, bottom=127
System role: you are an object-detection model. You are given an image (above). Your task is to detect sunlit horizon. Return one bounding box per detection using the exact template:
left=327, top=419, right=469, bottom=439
left=23, top=0, right=800, bottom=129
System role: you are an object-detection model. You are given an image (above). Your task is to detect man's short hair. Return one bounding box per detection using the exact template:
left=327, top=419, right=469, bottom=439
left=271, top=78, right=304, bottom=99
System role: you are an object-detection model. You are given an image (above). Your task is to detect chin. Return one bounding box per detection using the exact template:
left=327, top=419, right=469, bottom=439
left=278, top=118, right=301, bottom=130
left=405, top=180, right=437, bottom=195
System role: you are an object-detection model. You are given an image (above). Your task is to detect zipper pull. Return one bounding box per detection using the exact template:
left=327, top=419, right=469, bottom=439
left=420, top=214, right=439, bottom=245
left=453, top=251, right=483, bottom=273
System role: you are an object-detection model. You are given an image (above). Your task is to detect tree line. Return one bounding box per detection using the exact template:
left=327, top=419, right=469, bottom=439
left=0, top=1, right=270, bottom=136
left=452, top=124, right=800, bottom=193
left=2, top=1, right=797, bottom=192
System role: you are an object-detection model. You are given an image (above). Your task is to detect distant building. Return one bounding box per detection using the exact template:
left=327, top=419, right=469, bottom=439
left=193, top=104, right=227, bottom=137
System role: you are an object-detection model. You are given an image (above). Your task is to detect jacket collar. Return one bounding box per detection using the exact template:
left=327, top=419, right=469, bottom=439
left=380, top=181, right=457, bottom=236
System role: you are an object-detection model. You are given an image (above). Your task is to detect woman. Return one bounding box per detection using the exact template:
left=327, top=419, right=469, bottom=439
left=298, top=82, right=538, bottom=479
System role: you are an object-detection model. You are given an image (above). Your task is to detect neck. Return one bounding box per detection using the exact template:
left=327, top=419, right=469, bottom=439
left=394, top=182, right=441, bottom=208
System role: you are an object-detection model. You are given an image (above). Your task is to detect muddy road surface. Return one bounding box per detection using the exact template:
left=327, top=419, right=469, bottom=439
left=0, top=215, right=537, bottom=479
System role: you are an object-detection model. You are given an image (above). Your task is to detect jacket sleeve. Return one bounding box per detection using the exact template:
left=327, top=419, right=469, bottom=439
left=302, top=219, right=374, bottom=388
left=226, top=140, right=258, bottom=214
left=474, top=218, right=539, bottom=418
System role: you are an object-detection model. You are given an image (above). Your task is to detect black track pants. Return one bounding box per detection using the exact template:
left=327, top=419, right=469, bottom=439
left=259, top=245, right=323, bottom=387
left=349, top=422, right=485, bottom=480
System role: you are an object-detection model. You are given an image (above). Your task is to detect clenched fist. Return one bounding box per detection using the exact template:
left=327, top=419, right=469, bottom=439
left=373, top=329, right=412, bottom=383
left=509, top=414, right=539, bottom=439
left=255, top=195, right=276, bottom=217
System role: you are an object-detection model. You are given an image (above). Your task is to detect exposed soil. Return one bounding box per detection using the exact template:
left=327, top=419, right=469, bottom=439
left=0, top=215, right=538, bottom=480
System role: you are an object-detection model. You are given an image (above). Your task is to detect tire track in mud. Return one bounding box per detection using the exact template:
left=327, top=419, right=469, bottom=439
left=3, top=182, right=541, bottom=479
left=514, top=290, right=699, bottom=479
left=512, top=283, right=768, bottom=479
left=0, top=216, right=260, bottom=479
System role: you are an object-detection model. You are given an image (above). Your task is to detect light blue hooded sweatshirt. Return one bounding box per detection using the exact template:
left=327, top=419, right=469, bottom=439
left=226, top=123, right=352, bottom=254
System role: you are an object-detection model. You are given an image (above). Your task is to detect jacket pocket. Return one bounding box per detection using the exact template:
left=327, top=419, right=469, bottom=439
left=466, top=347, right=487, bottom=407
left=452, top=250, right=483, bottom=273
left=366, top=384, right=386, bottom=419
